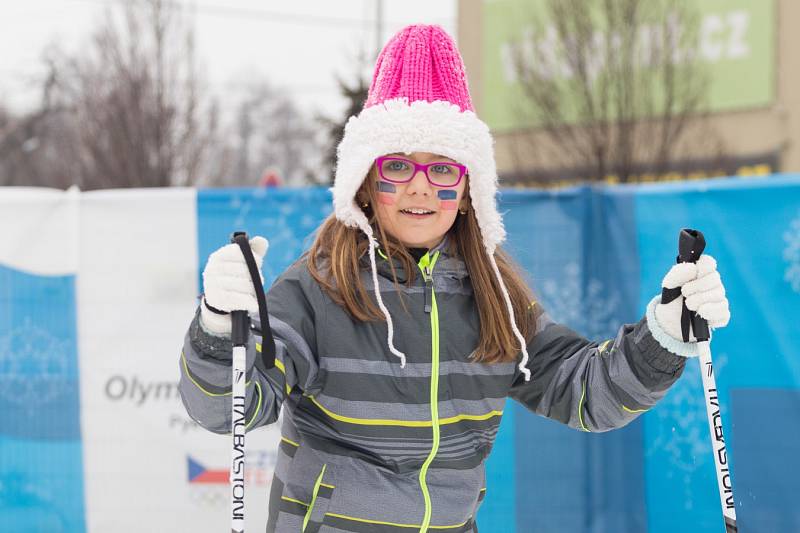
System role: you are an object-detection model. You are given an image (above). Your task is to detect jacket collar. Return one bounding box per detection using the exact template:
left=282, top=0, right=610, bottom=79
left=362, top=235, right=469, bottom=283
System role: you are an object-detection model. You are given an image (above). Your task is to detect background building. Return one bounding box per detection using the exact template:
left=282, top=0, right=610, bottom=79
left=458, top=0, right=800, bottom=187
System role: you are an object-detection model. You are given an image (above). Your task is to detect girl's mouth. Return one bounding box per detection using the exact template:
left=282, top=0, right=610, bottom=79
left=399, top=208, right=436, bottom=218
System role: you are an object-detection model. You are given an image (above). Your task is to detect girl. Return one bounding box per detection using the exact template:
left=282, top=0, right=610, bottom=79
left=180, top=25, right=730, bottom=533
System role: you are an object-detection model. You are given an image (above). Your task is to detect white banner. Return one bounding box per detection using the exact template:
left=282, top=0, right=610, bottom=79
left=76, top=188, right=281, bottom=532
left=0, top=187, right=282, bottom=533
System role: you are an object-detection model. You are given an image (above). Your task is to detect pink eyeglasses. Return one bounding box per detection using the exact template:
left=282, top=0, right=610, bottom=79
left=375, top=156, right=468, bottom=188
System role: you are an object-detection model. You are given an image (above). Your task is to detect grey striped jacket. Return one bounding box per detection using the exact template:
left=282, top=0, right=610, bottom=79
left=179, top=244, right=686, bottom=533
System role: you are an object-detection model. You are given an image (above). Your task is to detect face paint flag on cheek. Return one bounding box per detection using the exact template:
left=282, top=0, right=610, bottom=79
left=377, top=181, right=396, bottom=205
left=437, top=189, right=458, bottom=210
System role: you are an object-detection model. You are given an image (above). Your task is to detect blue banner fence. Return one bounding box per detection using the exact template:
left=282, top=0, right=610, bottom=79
left=2, top=175, right=798, bottom=532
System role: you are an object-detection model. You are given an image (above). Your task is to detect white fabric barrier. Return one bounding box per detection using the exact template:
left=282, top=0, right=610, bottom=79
left=0, top=187, right=282, bottom=533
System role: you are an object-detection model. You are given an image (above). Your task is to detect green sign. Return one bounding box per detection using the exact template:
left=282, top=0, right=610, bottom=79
left=481, top=0, right=775, bottom=131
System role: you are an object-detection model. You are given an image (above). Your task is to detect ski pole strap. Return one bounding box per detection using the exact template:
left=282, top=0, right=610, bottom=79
left=660, top=286, right=694, bottom=343
left=231, top=232, right=276, bottom=369
left=202, top=297, right=229, bottom=315
left=660, top=285, right=694, bottom=343
left=660, top=286, right=682, bottom=304
left=667, top=228, right=711, bottom=343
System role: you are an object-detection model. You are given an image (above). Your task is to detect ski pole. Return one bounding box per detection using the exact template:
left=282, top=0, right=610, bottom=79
left=228, top=231, right=276, bottom=533
left=230, top=301, right=247, bottom=533
left=673, top=229, right=737, bottom=533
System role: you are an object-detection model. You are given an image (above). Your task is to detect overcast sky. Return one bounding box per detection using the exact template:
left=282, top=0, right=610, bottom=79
left=0, top=0, right=458, bottom=119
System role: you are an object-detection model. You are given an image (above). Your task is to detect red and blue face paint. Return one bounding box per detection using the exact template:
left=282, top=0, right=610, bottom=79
left=437, top=189, right=458, bottom=210
left=377, top=181, right=396, bottom=205
left=377, top=180, right=459, bottom=210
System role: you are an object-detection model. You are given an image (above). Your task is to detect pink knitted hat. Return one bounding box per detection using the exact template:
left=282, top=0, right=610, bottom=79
left=333, top=24, right=504, bottom=254
left=332, top=24, right=530, bottom=380
left=364, top=25, right=474, bottom=112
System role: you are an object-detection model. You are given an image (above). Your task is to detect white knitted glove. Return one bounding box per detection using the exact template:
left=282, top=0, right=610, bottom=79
left=654, top=255, right=730, bottom=348
left=200, top=236, right=268, bottom=336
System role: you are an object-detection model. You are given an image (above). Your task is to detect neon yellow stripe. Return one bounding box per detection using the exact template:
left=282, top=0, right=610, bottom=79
left=245, top=382, right=262, bottom=429
left=180, top=350, right=253, bottom=397
left=599, top=340, right=611, bottom=354
left=306, top=395, right=502, bottom=427
left=440, top=411, right=503, bottom=423
left=302, top=464, right=327, bottom=531
left=324, top=512, right=469, bottom=530
left=183, top=351, right=262, bottom=428
left=320, top=482, right=335, bottom=489
left=622, top=405, right=649, bottom=414
left=281, top=495, right=309, bottom=507
left=418, top=250, right=441, bottom=533
left=281, top=436, right=300, bottom=447
left=274, top=358, right=292, bottom=395
left=578, top=377, right=591, bottom=432
left=256, top=344, right=292, bottom=394
left=282, top=486, right=475, bottom=530
left=428, top=522, right=470, bottom=530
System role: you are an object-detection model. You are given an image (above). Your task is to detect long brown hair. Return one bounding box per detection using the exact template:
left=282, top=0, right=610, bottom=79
left=307, top=168, right=536, bottom=364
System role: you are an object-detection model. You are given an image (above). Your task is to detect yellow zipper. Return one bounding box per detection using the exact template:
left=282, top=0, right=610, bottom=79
left=417, top=250, right=440, bottom=533
left=302, top=463, right=327, bottom=532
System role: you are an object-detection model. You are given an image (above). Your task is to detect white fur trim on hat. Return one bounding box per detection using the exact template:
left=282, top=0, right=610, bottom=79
left=332, top=98, right=506, bottom=254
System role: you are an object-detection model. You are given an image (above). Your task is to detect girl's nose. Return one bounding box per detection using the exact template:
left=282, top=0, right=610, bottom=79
left=405, top=168, right=432, bottom=196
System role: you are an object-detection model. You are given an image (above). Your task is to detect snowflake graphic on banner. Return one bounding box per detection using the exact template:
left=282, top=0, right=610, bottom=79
left=538, top=262, right=621, bottom=339
left=0, top=471, right=68, bottom=529
left=646, top=353, right=731, bottom=511
left=0, top=318, right=74, bottom=410
left=228, top=188, right=331, bottom=286
left=784, top=211, right=800, bottom=292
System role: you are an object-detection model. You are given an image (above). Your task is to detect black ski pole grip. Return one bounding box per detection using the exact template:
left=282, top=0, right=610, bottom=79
left=231, top=310, right=249, bottom=347
left=672, top=228, right=710, bottom=342
left=230, top=231, right=276, bottom=368
left=677, top=228, right=706, bottom=264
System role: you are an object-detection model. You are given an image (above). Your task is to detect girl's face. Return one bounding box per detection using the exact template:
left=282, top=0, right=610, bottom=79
left=372, top=151, right=468, bottom=249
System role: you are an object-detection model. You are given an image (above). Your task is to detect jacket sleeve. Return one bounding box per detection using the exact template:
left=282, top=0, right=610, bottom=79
left=178, top=265, right=320, bottom=434
left=508, top=296, right=687, bottom=432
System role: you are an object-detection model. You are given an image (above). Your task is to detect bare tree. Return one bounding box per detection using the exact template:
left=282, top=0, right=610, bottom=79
left=507, top=0, right=723, bottom=184
left=25, top=0, right=218, bottom=189
left=0, top=105, right=45, bottom=187
left=0, top=69, right=84, bottom=189
left=317, top=50, right=371, bottom=186
left=214, top=82, right=324, bottom=187
left=1, top=1, right=338, bottom=189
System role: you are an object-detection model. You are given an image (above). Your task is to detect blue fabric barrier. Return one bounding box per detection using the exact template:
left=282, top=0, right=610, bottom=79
left=1, top=174, right=797, bottom=531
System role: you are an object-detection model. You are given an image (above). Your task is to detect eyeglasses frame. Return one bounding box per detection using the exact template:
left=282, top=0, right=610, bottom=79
left=375, top=156, right=468, bottom=188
